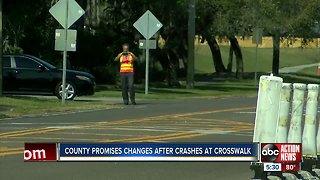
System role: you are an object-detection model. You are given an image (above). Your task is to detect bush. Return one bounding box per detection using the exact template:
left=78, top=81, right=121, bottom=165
left=3, top=45, right=23, bottom=54
left=92, top=65, right=118, bottom=84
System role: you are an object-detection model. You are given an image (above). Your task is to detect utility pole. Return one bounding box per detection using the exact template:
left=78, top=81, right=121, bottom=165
left=0, top=0, right=3, bottom=96
left=186, top=0, right=195, bottom=89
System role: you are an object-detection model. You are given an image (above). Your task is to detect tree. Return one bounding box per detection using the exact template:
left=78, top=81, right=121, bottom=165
left=83, top=0, right=189, bottom=85
left=229, top=36, right=244, bottom=78
left=197, top=0, right=247, bottom=78
left=197, top=0, right=226, bottom=74
left=0, top=0, right=2, bottom=96
left=187, top=0, right=195, bottom=89
left=214, top=0, right=247, bottom=78
left=6, top=0, right=318, bottom=85
left=244, top=0, right=319, bottom=75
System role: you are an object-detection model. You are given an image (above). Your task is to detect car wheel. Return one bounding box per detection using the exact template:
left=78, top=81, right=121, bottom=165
left=55, top=82, right=77, bottom=100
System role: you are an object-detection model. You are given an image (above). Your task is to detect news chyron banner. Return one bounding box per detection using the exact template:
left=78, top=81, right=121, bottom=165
left=24, top=143, right=259, bottom=162
left=261, top=143, right=302, bottom=172
left=24, top=143, right=57, bottom=161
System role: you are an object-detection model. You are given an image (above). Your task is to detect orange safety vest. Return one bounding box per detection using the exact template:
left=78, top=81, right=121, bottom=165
left=120, top=54, right=134, bottom=73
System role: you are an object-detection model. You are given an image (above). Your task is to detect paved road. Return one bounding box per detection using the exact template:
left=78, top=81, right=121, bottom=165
left=0, top=97, right=259, bottom=180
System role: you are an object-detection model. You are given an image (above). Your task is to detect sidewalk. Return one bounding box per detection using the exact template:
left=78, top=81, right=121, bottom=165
left=278, top=63, right=319, bottom=73
left=75, top=97, right=122, bottom=104
left=20, top=95, right=151, bottom=104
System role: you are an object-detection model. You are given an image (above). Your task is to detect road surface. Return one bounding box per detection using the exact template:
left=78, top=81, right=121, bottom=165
left=1, top=97, right=259, bottom=180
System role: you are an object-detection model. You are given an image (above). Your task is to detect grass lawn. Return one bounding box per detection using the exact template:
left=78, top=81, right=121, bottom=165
left=93, top=70, right=319, bottom=101
left=297, top=66, right=319, bottom=76
left=195, top=45, right=319, bottom=74
left=93, top=81, right=258, bottom=100
left=0, top=96, right=117, bottom=118
left=0, top=81, right=259, bottom=119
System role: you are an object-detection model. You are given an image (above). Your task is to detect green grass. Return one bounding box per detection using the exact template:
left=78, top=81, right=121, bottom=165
left=93, top=81, right=258, bottom=100
left=195, top=45, right=319, bottom=74
left=297, top=66, right=319, bottom=76
left=0, top=96, right=118, bottom=118
left=94, top=69, right=319, bottom=101
left=0, top=81, right=259, bottom=118
left=1, top=73, right=317, bottom=119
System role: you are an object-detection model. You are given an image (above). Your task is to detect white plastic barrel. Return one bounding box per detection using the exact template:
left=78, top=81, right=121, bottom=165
left=303, top=84, right=319, bottom=157
left=317, top=122, right=320, bottom=157
left=253, top=75, right=283, bottom=143
left=276, top=83, right=292, bottom=143
left=288, top=83, right=306, bottom=143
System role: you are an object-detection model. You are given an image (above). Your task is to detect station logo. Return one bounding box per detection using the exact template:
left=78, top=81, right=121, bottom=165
left=261, top=144, right=279, bottom=162
left=260, top=143, right=302, bottom=163
left=24, top=143, right=57, bottom=161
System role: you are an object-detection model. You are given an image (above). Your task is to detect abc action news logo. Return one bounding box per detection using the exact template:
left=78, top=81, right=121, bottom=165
left=24, top=143, right=56, bottom=161
left=261, top=143, right=302, bottom=163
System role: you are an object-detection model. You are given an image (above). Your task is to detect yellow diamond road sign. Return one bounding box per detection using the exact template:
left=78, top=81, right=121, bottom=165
left=49, top=0, right=85, bottom=29
left=134, top=10, right=163, bottom=40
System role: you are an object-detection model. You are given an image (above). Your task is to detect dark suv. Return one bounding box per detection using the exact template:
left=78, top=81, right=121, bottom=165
left=2, top=55, right=95, bottom=100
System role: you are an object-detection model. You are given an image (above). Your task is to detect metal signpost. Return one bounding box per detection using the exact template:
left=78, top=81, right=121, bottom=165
left=49, top=0, right=84, bottom=104
left=252, top=27, right=263, bottom=84
left=313, top=22, right=320, bottom=76
left=134, top=10, right=162, bottom=94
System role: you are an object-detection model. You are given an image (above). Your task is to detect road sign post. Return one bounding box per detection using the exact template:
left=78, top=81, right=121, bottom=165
left=252, top=28, right=263, bottom=85
left=145, top=39, right=150, bottom=94
left=134, top=10, right=162, bottom=95
left=61, top=0, right=69, bottom=104
left=145, top=12, right=150, bottom=95
left=49, top=0, right=84, bottom=104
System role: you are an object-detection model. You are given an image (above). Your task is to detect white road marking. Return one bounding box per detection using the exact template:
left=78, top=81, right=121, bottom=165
left=8, top=123, right=34, bottom=125
left=6, top=122, right=87, bottom=125
left=108, top=127, right=179, bottom=132
left=45, top=126, right=82, bottom=129
left=235, top=112, right=256, bottom=114
left=191, top=130, right=232, bottom=134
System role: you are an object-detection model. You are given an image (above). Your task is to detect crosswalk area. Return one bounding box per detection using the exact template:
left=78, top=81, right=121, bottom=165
left=0, top=107, right=255, bottom=157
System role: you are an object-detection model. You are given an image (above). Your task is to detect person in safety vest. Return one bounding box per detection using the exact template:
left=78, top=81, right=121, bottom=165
left=114, top=43, right=138, bottom=105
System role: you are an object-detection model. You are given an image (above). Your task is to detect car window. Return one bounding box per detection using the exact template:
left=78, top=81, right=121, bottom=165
left=30, top=56, right=56, bottom=69
left=2, top=56, right=11, bottom=68
left=15, top=56, right=40, bottom=69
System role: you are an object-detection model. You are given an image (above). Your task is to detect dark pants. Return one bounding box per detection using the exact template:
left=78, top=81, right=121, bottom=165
left=120, top=72, right=135, bottom=104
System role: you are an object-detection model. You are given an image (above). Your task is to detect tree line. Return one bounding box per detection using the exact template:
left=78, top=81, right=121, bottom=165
left=3, top=0, right=320, bottom=85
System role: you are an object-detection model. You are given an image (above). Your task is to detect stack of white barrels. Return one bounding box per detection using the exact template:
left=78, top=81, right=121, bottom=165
left=252, top=74, right=319, bottom=179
